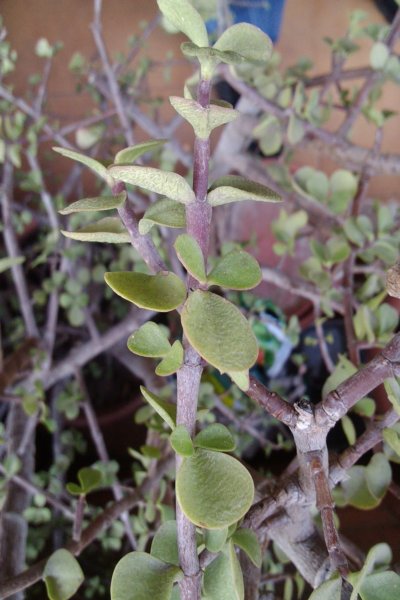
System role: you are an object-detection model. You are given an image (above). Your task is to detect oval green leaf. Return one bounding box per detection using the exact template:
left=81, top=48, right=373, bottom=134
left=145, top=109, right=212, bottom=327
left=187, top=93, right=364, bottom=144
left=127, top=322, right=171, bottom=358
left=150, top=521, right=179, bottom=567
left=157, top=0, right=208, bottom=47
left=53, top=146, right=111, bottom=184
left=170, top=96, right=238, bottom=139
left=231, top=528, right=262, bottom=568
left=214, top=23, right=272, bottom=64
left=43, top=549, right=84, bottom=600
left=174, top=234, right=206, bottom=283
left=228, top=370, right=250, bottom=392
left=138, top=198, right=186, bottom=235
left=181, top=291, right=258, bottom=373
left=170, top=425, right=194, bottom=457
left=61, top=217, right=130, bottom=243
left=140, top=386, right=176, bottom=429
left=207, top=249, right=261, bottom=290
left=204, top=528, right=229, bottom=553
left=176, top=449, right=254, bottom=529
left=0, top=256, right=24, bottom=273
left=59, top=193, right=126, bottom=215
left=194, top=423, right=235, bottom=452
left=365, top=453, right=391, bottom=501
left=108, top=165, right=195, bottom=205
left=203, top=541, right=244, bottom=600
left=110, top=551, right=181, bottom=600
left=104, top=271, right=186, bottom=311
left=114, top=140, right=166, bottom=165
left=208, top=176, right=281, bottom=207
left=155, top=340, right=184, bottom=376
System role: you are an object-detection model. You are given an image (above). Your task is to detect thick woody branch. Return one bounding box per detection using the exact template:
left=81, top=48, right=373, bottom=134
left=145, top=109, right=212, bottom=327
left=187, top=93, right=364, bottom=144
left=317, top=332, right=400, bottom=426
left=246, top=376, right=298, bottom=427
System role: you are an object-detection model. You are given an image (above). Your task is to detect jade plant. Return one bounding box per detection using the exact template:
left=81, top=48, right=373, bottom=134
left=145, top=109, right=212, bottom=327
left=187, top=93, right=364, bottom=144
left=1, top=1, right=400, bottom=600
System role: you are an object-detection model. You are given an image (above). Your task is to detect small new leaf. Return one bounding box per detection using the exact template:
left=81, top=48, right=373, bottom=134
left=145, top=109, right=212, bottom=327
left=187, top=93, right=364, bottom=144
left=194, top=423, right=236, bottom=452
left=138, top=198, right=186, bottom=235
left=140, top=386, right=176, bottom=429
left=155, top=340, right=184, bottom=376
left=127, top=322, right=171, bottom=358
left=231, top=528, right=262, bottom=568
left=170, top=425, right=194, bottom=457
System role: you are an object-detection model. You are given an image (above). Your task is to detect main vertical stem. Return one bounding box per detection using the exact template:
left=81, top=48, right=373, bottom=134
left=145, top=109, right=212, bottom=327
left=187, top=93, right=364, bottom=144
left=176, top=77, right=212, bottom=600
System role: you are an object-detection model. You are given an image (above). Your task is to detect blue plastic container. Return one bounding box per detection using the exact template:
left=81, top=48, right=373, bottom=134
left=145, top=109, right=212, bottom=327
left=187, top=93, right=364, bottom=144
left=206, top=1, right=287, bottom=43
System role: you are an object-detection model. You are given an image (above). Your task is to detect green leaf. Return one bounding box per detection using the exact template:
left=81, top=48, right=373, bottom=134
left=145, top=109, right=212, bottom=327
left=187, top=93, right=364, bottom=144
left=365, top=453, right=391, bottom=501
left=139, top=198, right=186, bottom=235
left=383, top=427, right=400, bottom=457
left=287, top=114, right=305, bottom=144
left=108, top=165, right=195, bottom=205
left=341, top=466, right=380, bottom=509
left=384, top=378, right=400, bottom=415
left=308, top=577, right=342, bottom=600
left=157, top=0, right=208, bottom=47
left=370, top=41, right=389, bottom=70
left=151, top=521, right=179, bottom=567
left=202, top=541, right=244, bottom=600
left=59, top=193, right=126, bottom=215
left=75, top=124, right=105, bottom=150
left=358, top=571, right=400, bottom=600
left=36, top=38, right=53, bottom=58
left=253, top=115, right=282, bottom=156
left=66, top=467, right=102, bottom=495
left=110, top=551, right=181, bottom=600
left=207, top=249, right=261, bottom=290
left=214, top=23, right=272, bottom=65
left=0, top=256, right=25, bottom=273
left=169, top=96, right=238, bottom=139
left=349, top=543, right=393, bottom=600
left=104, top=271, right=186, bottom=311
left=341, top=415, right=356, bottom=445
left=127, top=322, right=171, bottom=358
left=204, top=528, right=229, bottom=553
left=53, top=146, right=111, bottom=184
left=155, top=341, right=184, bottom=376
left=61, top=217, right=130, bottom=243
left=174, top=234, right=206, bottom=283
left=170, top=425, right=194, bottom=457
left=330, top=170, right=357, bottom=211
left=114, top=140, right=166, bottom=165
left=194, top=423, right=235, bottom=452
left=306, top=171, right=329, bottom=202
left=181, top=290, right=258, bottom=373
left=176, top=448, right=254, bottom=529
left=228, top=370, right=250, bottom=392
left=43, top=549, right=84, bottom=600
left=208, top=175, right=281, bottom=207
left=231, top=528, right=262, bottom=568
left=140, top=386, right=176, bottom=429
left=322, top=355, right=356, bottom=399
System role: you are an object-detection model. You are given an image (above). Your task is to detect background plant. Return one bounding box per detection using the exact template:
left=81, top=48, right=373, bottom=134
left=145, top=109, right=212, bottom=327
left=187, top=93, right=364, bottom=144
left=1, top=1, right=400, bottom=599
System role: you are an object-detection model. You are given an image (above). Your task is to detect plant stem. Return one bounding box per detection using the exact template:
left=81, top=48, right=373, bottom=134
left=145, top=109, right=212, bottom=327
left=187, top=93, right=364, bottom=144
left=176, top=77, right=212, bottom=600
